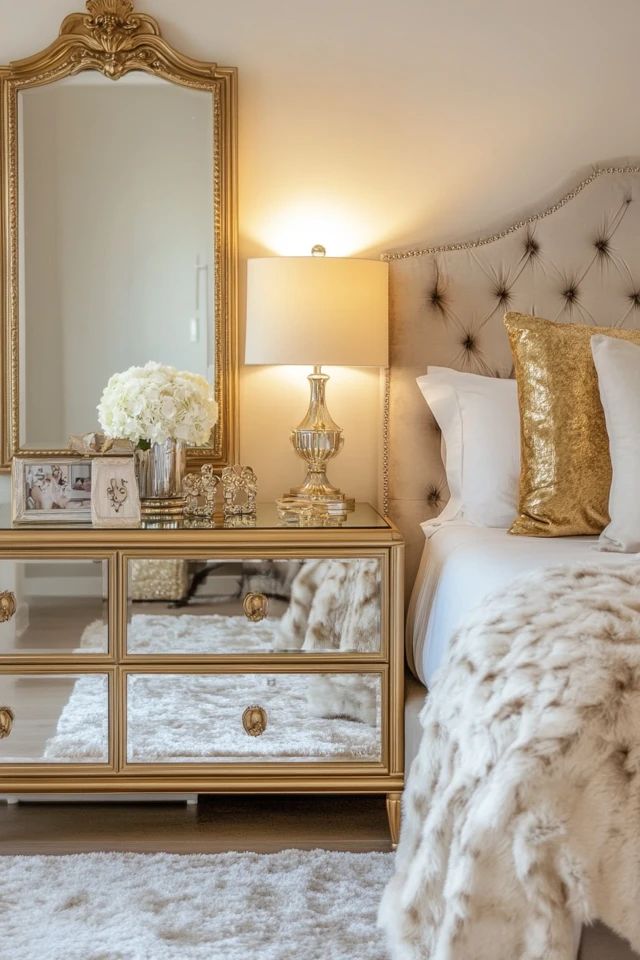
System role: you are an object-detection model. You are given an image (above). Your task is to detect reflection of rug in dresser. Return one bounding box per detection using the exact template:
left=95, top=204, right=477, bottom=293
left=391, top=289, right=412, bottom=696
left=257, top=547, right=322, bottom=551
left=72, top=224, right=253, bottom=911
left=43, top=616, right=381, bottom=764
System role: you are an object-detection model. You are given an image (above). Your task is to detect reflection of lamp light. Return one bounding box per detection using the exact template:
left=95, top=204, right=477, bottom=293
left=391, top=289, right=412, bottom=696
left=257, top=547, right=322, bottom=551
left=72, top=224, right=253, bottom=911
left=245, top=246, right=388, bottom=507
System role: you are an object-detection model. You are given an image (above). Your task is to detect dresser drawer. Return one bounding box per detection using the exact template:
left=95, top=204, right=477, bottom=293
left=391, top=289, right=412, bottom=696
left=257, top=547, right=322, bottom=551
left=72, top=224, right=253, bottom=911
left=0, top=672, right=110, bottom=765
left=125, top=556, right=384, bottom=657
left=124, top=671, right=383, bottom=765
left=0, top=558, right=110, bottom=658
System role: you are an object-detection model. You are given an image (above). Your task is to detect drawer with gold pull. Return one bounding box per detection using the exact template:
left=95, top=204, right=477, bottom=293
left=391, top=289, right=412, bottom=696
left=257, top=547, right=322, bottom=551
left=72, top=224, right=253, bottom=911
left=124, top=556, right=383, bottom=657
left=0, top=673, right=110, bottom=765
left=124, top=671, right=383, bottom=765
left=0, top=559, right=109, bottom=658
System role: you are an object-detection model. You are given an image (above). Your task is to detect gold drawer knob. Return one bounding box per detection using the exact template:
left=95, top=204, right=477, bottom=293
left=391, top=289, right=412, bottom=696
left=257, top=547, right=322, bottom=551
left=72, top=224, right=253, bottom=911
left=242, top=705, right=268, bottom=737
left=0, top=591, right=16, bottom=623
left=0, top=706, right=14, bottom=739
left=243, top=592, right=269, bottom=622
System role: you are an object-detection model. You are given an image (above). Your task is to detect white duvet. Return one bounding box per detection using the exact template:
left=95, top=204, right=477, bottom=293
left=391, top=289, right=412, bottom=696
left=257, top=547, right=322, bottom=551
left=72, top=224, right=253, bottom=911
left=408, top=523, right=638, bottom=687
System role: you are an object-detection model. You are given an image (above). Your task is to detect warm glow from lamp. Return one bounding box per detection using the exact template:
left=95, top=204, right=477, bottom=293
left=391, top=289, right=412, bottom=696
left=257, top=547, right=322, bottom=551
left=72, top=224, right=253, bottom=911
left=245, top=248, right=389, bottom=507
left=252, top=199, right=378, bottom=256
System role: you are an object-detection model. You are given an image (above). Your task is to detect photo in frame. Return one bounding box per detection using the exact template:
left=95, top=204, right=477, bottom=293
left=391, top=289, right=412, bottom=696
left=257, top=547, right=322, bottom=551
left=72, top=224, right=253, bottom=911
left=11, top=457, right=93, bottom=524
left=91, top=457, right=141, bottom=528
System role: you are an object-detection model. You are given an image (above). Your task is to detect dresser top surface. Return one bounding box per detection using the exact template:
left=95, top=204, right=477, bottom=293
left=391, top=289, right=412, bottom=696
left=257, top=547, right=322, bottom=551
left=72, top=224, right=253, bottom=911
left=0, top=501, right=399, bottom=547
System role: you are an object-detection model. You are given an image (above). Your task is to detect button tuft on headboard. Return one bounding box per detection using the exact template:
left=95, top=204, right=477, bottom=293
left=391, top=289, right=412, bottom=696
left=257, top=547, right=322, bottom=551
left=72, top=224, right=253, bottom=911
left=629, top=291, right=640, bottom=308
left=594, top=236, right=610, bottom=257
left=462, top=333, right=476, bottom=352
left=494, top=284, right=511, bottom=304
left=428, top=286, right=447, bottom=315
left=426, top=485, right=443, bottom=508
left=524, top=234, right=540, bottom=257
left=563, top=285, right=578, bottom=302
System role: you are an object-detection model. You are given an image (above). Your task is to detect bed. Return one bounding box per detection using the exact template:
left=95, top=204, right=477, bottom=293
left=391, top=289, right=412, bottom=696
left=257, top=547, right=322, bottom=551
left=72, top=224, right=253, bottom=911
left=407, top=524, right=638, bottom=688
left=385, top=160, right=640, bottom=959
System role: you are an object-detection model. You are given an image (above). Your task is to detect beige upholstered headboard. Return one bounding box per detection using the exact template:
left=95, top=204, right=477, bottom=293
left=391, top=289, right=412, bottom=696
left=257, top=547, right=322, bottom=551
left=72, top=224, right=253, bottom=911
left=384, top=161, right=640, bottom=597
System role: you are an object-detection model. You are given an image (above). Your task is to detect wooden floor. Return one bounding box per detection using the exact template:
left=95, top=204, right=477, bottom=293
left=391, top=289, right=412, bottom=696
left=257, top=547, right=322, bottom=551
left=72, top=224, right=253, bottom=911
left=0, top=794, right=392, bottom=855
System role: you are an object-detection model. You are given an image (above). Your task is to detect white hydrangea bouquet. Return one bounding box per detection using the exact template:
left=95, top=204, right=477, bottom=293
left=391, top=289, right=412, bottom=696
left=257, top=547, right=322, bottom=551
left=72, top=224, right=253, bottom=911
left=97, top=362, right=218, bottom=449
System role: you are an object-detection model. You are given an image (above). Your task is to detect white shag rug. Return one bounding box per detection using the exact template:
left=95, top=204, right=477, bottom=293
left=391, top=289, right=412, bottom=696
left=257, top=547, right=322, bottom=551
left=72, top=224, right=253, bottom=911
left=41, top=616, right=381, bottom=764
left=81, top=613, right=281, bottom=656
left=0, top=850, right=393, bottom=960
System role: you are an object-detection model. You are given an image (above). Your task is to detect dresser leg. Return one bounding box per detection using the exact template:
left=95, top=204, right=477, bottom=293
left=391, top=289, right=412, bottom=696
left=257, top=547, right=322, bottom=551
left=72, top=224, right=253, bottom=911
left=386, top=792, right=402, bottom=850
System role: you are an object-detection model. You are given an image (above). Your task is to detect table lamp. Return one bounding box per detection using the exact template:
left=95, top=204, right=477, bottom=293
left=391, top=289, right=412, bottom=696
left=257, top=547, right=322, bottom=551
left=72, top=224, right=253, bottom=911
left=245, top=246, right=389, bottom=508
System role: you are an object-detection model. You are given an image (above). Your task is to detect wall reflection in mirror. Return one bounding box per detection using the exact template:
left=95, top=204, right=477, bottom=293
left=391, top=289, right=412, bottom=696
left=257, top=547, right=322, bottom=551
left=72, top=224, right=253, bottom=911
left=18, top=73, right=214, bottom=449
left=0, top=674, right=109, bottom=764
left=0, top=559, right=108, bottom=656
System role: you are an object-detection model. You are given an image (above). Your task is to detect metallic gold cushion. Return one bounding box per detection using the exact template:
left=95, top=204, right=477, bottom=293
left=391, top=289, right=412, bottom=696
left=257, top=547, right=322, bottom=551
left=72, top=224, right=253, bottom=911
left=504, top=312, right=640, bottom=536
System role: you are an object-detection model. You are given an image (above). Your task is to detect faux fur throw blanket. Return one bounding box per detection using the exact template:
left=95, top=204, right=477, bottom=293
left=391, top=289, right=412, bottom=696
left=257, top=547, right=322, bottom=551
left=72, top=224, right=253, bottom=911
left=277, top=558, right=380, bottom=725
left=276, top=558, right=380, bottom=654
left=380, top=562, right=640, bottom=960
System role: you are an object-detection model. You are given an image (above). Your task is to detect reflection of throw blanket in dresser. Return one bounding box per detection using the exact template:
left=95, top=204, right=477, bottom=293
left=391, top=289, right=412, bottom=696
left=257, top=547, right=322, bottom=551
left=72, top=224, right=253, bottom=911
left=380, top=563, right=640, bottom=960
left=276, top=559, right=381, bottom=725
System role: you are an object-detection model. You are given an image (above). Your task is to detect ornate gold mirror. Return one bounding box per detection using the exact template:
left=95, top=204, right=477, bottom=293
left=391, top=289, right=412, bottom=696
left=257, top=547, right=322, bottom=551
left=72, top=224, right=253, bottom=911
left=0, top=0, right=237, bottom=469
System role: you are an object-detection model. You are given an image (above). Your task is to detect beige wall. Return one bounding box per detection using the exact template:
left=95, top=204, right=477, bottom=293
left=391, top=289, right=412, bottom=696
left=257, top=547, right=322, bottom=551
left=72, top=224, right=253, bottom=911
left=2, top=0, right=640, bottom=503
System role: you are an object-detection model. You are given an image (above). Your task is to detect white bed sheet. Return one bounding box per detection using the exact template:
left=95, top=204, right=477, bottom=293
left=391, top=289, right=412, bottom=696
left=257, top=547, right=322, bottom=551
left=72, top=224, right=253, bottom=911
left=407, top=523, right=637, bottom=687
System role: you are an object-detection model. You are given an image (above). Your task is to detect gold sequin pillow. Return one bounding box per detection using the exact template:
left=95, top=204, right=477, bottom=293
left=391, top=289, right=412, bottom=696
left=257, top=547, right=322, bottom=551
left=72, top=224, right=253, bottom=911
left=504, top=312, right=640, bottom=537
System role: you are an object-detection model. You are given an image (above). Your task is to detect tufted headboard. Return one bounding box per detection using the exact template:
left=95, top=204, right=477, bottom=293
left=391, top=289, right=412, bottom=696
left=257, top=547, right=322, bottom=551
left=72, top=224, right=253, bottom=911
left=383, top=161, right=640, bottom=597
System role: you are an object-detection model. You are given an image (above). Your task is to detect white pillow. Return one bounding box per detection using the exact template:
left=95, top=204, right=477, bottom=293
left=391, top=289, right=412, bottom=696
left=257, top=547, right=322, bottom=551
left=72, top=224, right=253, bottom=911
left=416, top=367, right=520, bottom=533
left=591, top=334, right=640, bottom=553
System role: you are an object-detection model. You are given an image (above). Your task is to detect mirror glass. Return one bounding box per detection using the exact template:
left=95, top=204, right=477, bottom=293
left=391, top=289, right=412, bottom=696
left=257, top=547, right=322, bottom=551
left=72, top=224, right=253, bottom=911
left=0, top=559, right=108, bottom=656
left=126, top=673, right=382, bottom=764
left=126, top=558, right=383, bottom=655
left=17, top=72, right=214, bottom=449
left=0, top=673, right=109, bottom=764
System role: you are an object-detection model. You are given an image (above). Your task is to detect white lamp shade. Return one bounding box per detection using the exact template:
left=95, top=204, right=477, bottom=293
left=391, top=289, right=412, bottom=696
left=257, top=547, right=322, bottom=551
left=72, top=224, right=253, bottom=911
left=245, top=256, right=389, bottom=367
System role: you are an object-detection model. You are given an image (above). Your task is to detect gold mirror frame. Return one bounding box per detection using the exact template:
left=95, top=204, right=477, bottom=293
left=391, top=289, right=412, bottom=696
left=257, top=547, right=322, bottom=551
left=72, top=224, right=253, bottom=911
left=0, top=0, right=238, bottom=470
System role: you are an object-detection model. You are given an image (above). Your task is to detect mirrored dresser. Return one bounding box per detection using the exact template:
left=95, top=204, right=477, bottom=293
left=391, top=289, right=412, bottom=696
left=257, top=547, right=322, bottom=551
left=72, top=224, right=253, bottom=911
left=0, top=503, right=404, bottom=844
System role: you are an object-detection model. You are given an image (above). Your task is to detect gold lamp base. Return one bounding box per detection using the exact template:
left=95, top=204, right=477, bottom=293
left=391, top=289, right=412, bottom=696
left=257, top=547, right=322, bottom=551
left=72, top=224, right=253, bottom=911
left=287, top=366, right=354, bottom=511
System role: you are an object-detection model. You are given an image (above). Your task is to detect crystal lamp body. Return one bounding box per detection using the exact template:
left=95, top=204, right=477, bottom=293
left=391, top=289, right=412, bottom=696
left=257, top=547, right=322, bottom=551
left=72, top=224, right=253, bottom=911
left=289, top=366, right=351, bottom=508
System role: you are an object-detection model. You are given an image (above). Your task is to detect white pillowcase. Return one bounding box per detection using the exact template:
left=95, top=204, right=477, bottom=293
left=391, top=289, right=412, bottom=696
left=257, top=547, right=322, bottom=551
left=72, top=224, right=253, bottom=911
left=416, top=367, right=520, bottom=533
left=591, top=334, right=640, bottom=553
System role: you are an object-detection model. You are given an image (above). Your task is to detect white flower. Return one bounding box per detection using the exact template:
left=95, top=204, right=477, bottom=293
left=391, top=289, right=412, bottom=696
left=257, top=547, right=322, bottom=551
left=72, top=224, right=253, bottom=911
left=97, top=362, right=218, bottom=447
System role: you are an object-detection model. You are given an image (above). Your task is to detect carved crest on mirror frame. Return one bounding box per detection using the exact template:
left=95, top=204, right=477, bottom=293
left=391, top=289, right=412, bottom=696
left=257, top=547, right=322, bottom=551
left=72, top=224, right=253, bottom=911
left=52, top=0, right=219, bottom=81
left=0, top=1, right=238, bottom=470
left=65, top=1, right=157, bottom=51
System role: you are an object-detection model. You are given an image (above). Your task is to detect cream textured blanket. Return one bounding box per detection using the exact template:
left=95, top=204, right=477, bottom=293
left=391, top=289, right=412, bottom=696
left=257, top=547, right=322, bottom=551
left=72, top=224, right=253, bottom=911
left=277, top=558, right=381, bottom=724
left=380, top=563, right=640, bottom=960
